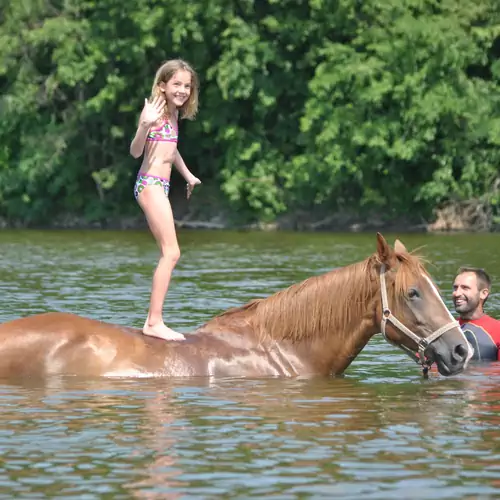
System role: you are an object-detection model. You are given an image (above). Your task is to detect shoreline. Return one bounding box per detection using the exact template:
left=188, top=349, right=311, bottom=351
left=0, top=189, right=497, bottom=234
left=0, top=213, right=496, bottom=234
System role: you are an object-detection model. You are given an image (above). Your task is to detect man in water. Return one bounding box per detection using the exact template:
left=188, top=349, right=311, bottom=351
left=453, top=267, right=500, bottom=361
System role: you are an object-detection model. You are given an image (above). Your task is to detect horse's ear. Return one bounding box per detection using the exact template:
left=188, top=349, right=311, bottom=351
left=376, top=232, right=397, bottom=268
left=394, top=239, right=408, bottom=254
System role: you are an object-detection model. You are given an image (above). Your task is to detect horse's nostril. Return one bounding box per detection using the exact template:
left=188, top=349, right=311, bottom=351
left=454, top=343, right=468, bottom=361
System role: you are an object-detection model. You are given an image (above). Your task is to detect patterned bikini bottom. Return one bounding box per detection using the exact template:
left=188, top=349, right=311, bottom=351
left=134, top=174, right=170, bottom=200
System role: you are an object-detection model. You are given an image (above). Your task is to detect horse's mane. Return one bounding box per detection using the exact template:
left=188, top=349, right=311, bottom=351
left=213, top=249, right=429, bottom=343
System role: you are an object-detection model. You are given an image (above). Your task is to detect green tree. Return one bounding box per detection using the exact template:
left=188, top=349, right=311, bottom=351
left=0, top=0, right=499, bottom=227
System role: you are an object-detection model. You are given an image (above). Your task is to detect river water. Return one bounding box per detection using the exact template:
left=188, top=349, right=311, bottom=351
left=1, top=229, right=499, bottom=499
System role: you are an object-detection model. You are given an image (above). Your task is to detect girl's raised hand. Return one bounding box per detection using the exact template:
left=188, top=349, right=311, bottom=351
left=141, top=96, right=165, bottom=126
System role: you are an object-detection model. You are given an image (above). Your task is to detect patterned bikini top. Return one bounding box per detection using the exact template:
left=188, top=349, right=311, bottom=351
left=146, top=119, right=178, bottom=143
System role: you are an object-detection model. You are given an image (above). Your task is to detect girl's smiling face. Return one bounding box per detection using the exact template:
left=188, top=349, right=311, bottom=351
left=159, top=70, right=192, bottom=109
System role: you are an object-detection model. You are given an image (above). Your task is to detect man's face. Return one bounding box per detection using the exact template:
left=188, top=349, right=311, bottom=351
left=452, top=272, right=487, bottom=317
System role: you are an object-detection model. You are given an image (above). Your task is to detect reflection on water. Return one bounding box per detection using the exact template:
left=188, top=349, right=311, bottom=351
left=1, top=229, right=500, bottom=498
left=1, top=375, right=500, bottom=499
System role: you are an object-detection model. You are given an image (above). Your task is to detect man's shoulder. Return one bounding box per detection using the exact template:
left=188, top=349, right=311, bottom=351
left=459, top=314, right=500, bottom=325
left=466, top=315, right=500, bottom=340
left=478, top=314, right=500, bottom=325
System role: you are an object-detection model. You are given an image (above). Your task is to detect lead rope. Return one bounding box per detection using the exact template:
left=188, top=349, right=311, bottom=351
left=379, top=265, right=460, bottom=377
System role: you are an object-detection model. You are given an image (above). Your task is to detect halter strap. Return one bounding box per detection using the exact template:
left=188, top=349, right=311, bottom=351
left=379, top=264, right=460, bottom=373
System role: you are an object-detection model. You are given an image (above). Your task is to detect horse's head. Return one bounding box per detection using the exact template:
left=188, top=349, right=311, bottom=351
left=375, top=233, right=473, bottom=376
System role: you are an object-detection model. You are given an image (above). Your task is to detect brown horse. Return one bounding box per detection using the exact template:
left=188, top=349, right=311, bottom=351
left=0, top=233, right=472, bottom=380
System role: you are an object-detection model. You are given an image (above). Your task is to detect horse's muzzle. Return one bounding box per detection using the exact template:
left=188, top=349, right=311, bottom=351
left=430, top=338, right=473, bottom=376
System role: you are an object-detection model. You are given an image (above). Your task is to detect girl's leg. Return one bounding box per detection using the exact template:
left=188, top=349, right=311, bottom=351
left=138, top=185, right=185, bottom=341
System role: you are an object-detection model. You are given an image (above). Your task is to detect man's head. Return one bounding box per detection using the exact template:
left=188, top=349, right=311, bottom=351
left=452, top=267, right=491, bottom=320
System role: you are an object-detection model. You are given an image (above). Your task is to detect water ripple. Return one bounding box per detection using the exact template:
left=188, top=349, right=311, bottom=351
left=1, top=230, right=500, bottom=498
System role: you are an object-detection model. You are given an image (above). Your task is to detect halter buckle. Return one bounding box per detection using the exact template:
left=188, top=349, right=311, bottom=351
left=418, top=338, right=429, bottom=351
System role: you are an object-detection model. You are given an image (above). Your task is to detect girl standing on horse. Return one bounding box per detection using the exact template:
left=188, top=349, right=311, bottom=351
left=129, top=59, right=201, bottom=341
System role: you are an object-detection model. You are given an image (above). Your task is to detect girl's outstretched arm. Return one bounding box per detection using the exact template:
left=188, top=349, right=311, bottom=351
left=175, top=151, right=201, bottom=198
left=174, top=151, right=198, bottom=182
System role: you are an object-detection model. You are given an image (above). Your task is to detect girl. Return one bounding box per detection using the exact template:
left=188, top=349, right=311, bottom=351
left=130, top=59, right=201, bottom=341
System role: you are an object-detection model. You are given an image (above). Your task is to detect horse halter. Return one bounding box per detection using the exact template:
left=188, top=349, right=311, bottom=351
left=379, top=264, right=460, bottom=375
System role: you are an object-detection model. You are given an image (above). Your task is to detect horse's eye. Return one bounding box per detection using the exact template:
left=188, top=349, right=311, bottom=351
left=408, top=288, right=419, bottom=299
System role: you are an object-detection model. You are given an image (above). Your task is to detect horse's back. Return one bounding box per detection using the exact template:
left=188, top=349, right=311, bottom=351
left=0, top=312, right=164, bottom=378
left=0, top=311, right=138, bottom=336
left=0, top=312, right=297, bottom=379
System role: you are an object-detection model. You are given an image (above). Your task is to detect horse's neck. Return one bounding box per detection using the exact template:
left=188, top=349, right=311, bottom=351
left=257, top=262, right=378, bottom=337
left=199, top=261, right=381, bottom=374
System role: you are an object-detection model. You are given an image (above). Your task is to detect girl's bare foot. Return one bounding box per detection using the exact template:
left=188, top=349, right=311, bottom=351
left=143, top=320, right=185, bottom=341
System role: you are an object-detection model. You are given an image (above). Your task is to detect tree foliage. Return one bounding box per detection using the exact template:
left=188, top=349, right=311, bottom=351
left=0, top=0, right=499, bottom=225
